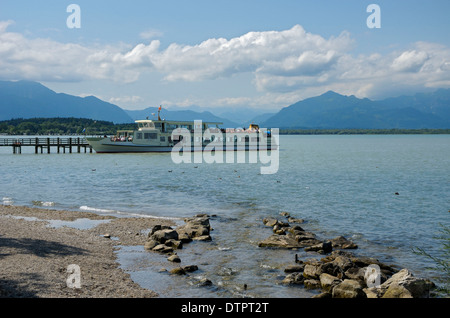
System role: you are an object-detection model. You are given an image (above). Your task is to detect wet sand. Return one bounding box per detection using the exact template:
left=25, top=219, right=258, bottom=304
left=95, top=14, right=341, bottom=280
left=0, top=205, right=174, bottom=298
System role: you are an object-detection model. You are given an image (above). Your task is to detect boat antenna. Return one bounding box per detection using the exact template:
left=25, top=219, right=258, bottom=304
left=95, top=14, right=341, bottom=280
left=158, top=105, right=162, bottom=120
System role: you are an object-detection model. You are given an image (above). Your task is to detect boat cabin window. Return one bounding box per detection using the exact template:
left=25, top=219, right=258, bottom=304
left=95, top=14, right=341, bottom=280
left=144, top=133, right=158, bottom=139
left=137, top=133, right=142, bottom=139
left=139, top=122, right=155, bottom=129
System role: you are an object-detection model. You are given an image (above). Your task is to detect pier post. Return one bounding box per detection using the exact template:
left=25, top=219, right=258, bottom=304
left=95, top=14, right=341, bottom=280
left=47, top=137, right=50, bottom=154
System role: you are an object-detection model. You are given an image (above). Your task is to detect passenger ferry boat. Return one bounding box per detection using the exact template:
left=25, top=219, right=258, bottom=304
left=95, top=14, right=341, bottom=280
left=86, top=118, right=277, bottom=153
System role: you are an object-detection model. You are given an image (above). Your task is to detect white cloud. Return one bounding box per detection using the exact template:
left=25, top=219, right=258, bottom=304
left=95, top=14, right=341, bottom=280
left=254, top=40, right=450, bottom=102
left=139, top=29, right=163, bottom=40
left=0, top=21, right=158, bottom=83
left=109, top=95, right=144, bottom=105
left=391, top=50, right=429, bottom=72
left=0, top=20, right=14, bottom=33
left=0, top=20, right=449, bottom=105
left=150, top=25, right=353, bottom=82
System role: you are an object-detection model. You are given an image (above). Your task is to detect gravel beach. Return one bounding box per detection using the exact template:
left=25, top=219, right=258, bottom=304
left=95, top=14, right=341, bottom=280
left=0, top=205, right=174, bottom=298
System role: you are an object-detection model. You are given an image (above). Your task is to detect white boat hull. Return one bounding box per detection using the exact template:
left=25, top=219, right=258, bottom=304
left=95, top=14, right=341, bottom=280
left=86, top=138, right=172, bottom=153
left=86, top=137, right=277, bottom=153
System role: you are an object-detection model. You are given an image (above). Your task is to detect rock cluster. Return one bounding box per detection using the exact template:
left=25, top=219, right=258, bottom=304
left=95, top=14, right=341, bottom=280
left=281, top=252, right=435, bottom=298
left=258, top=213, right=358, bottom=252
left=259, top=213, right=435, bottom=298
left=144, top=214, right=212, bottom=273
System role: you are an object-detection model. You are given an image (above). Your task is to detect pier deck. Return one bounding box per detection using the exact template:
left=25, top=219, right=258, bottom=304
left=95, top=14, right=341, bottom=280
left=0, top=137, right=92, bottom=154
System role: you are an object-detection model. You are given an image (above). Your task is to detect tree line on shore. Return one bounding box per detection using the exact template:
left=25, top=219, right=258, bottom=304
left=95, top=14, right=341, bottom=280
left=0, top=117, right=449, bottom=135
left=0, top=118, right=135, bottom=135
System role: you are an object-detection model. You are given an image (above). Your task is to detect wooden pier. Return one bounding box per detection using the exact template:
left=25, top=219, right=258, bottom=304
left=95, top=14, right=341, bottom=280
left=0, top=137, right=92, bottom=154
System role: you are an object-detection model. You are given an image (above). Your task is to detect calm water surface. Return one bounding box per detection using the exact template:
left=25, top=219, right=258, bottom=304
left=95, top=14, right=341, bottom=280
left=1, top=135, right=449, bottom=297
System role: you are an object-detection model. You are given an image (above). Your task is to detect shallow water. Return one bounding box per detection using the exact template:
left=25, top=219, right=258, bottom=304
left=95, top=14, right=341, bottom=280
left=1, top=134, right=449, bottom=297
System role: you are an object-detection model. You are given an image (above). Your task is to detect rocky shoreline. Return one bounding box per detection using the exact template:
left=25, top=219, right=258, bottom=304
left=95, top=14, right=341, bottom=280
left=143, top=212, right=437, bottom=298
left=259, top=212, right=436, bottom=298
left=0, top=204, right=438, bottom=298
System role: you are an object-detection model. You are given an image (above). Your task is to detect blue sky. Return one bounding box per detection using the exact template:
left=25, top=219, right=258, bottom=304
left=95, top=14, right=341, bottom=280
left=1, top=1, right=449, bottom=113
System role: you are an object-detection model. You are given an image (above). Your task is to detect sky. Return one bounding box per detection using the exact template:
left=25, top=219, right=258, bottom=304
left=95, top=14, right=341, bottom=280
left=1, top=0, right=450, bottom=114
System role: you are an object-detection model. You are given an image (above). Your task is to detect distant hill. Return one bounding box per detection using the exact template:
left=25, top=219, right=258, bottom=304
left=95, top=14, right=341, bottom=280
left=125, top=107, right=240, bottom=128
left=1, top=80, right=449, bottom=129
left=0, top=80, right=133, bottom=123
left=262, top=90, right=450, bottom=129
left=0, top=80, right=240, bottom=127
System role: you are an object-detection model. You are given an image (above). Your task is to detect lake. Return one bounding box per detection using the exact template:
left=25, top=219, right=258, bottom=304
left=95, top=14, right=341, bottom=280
left=1, top=134, right=448, bottom=297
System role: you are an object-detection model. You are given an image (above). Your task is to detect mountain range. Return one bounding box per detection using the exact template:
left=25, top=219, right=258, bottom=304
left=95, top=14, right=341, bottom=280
left=0, top=80, right=132, bottom=124
left=262, top=90, right=450, bottom=129
left=1, top=80, right=449, bottom=129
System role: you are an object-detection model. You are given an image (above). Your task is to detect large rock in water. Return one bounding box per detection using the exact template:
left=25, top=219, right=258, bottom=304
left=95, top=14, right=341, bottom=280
left=303, top=261, right=344, bottom=279
left=282, top=272, right=304, bottom=285
left=332, top=279, right=366, bottom=298
left=258, top=234, right=303, bottom=249
left=320, top=273, right=341, bottom=292
left=330, top=236, right=358, bottom=249
left=263, top=217, right=289, bottom=228
left=150, top=229, right=178, bottom=243
left=304, top=241, right=332, bottom=254
left=145, top=227, right=182, bottom=252
left=380, top=269, right=435, bottom=298
left=176, top=216, right=211, bottom=241
left=303, top=263, right=323, bottom=279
